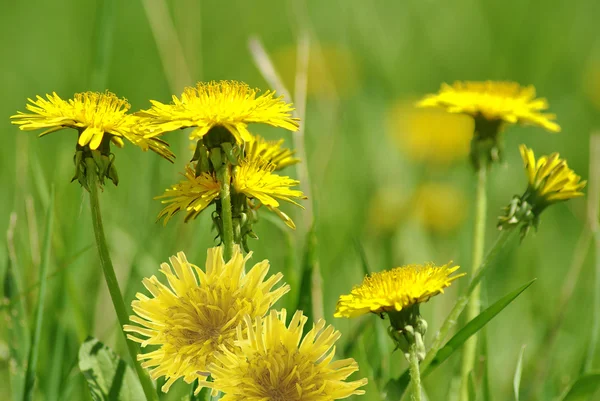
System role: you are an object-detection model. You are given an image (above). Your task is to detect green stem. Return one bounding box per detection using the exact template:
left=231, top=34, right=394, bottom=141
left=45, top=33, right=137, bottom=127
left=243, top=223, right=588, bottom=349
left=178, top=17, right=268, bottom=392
left=217, top=162, right=235, bottom=261
left=408, top=343, right=422, bottom=401
left=22, top=189, right=54, bottom=401
left=86, top=160, right=158, bottom=401
left=586, top=229, right=600, bottom=370
left=421, top=228, right=516, bottom=372
left=459, top=165, right=488, bottom=397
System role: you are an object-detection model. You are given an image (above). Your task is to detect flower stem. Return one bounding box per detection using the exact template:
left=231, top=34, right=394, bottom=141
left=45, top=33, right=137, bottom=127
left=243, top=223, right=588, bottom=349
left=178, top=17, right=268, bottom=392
left=459, top=165, right=487, bottom=397
left=217, top=162, right=234, bottom=261
left=86, top=159, right=158, bottom=401
left=408, top=343, right=422, bottom=401
left=421, top=228, right=516, bottom=372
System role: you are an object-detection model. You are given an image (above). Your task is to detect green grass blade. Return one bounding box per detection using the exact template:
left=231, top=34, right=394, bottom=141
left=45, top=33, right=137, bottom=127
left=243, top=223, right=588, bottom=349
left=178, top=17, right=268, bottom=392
left=22, top=188, right=54, bottom=401
left=513, top=345, right=526, bottom=401
left=558, top=372, right=600, bottom=401
left=78, top=336, right=145, bottom=400
left=468, top=371, right=476, bottom=401
left=296, top=224, right=323, bottom=326
left=353, top=238, right=371, bottom=276
left=90, top=0, right=115, bottom=90
left=383, top=279, right=536, bottom=400
left=3, top=223, right=30, bottom=401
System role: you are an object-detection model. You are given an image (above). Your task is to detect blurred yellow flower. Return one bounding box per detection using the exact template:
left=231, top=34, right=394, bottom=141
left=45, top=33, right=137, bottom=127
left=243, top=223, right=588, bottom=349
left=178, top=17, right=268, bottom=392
left=139, top=80, right=299, bottom=144
left=200, top=309, right=368, bottom=400
left=335, top=262, right=464, bottom=318
left=273, top=44, right=360, bottom=98
left=387, top=101, right=472, bottom=164
left=124, top=247, right=289, bottom=393
left=157, top=158, right=305, bottom=229
left=413, top=182, right=468, bottom=234
left=367, top=187, right=407, bottom=235
left=417, top=81, right=560, bottom=132
left=520, top=144, right=586, bottom=205
left=245, top=134, right=299, bottom=170
left=367, top=183, right=467, bottom=235
left=10, top=91, right=174, bottom=160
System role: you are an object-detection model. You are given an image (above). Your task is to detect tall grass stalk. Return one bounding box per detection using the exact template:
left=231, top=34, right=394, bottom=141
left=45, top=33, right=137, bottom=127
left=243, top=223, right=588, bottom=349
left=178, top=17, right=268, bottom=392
left=86, top=161, right=159, bottom=401
left=585, top=133, right=600, bottom=371
left=22, top=188, right=54, bottom=401
left=141, top=0, right=192, bottom=92
left=460, top=164, right=488, bottom=398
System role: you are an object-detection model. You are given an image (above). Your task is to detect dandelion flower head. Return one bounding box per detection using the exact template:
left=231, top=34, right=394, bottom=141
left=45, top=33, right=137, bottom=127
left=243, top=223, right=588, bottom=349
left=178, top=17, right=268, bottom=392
left=10, top=91, right=174, bottom=160
left=139, top=80, right=299, bottom=144
left=417, top=81, right=560, bottom=133
left=201, top=309, right=368, bottom=400
left=335, top=262, right=464, bottom=318
left=124, top=246, right=289, bottom=392
left=520, top=144, right=586, bottom=207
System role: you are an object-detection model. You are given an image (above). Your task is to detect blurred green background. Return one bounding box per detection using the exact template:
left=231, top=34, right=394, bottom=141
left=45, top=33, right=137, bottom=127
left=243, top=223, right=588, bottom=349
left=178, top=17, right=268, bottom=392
left=1, top=0, right=600, bottom=400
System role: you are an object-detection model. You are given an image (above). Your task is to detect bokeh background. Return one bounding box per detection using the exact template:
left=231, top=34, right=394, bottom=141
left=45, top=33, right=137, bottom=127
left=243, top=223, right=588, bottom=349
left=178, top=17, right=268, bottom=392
left=1, top=1, right=600, bottom=400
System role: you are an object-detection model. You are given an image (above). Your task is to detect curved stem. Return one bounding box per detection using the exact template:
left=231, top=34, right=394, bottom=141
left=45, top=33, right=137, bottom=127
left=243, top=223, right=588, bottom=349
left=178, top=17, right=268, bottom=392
left=86, top=159, right=158, bottom=401
left=217, top=163, right=234, bottom=261
left=459, top=165, right=488, bottom=398
left=408, top=343, right=422, bottom=401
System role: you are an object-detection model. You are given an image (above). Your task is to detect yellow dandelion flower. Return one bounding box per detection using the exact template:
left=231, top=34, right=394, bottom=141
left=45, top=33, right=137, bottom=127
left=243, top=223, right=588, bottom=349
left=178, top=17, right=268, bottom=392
left=233, top=158, right=305, bottom=229
left=139, top=80, right=299, bottom=144
left=520, top=144, right=586, bottom=204
left=155, top=164, right=220, bottom=224
left=10, top=91, right=174, bottom=161
left=245, top=134, right=300, bottom=170
left=200, top=309, right=368, bottom=400
left=417, top=81, right=560, bottom=132
left=123, top=246, right=289, bottom=393
left=157, top=158, right=305, bottom=229
left=335, top=262, right=464, bottom=319
left=499, top=145, right=586, bottom=237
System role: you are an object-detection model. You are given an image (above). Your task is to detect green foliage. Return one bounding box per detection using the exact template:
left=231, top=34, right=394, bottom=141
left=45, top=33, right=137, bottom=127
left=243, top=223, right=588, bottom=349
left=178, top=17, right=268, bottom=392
left=558, top=373, right=600, bottom=401
left=384, top=279, right=536, bottom=399
left=78, top=337, right=144, bottom=401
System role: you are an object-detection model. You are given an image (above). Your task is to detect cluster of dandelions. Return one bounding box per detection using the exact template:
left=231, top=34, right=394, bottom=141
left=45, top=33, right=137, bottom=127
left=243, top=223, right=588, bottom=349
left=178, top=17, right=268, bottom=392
left=11, top=80, right=367, bottom=400
left=124, top=246, right=368, bottom=399
left=11, top=79, right=587, bottom=401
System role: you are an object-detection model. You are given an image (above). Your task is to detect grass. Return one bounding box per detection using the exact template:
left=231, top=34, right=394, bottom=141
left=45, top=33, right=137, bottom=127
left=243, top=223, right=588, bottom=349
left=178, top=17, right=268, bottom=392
left=1, top=1, right=600, bottom=400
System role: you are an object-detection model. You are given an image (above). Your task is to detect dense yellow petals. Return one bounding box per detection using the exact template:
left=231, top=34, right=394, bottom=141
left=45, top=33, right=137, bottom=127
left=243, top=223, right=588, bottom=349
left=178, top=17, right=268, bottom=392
left=245, top=134, right=300, bottom=170
left=234, top=158, right=306, bottom=229
left=519, top=144, right=586, bottom=204
left=200, top=309, right=367, bottom=400
left=417, top=81, right=560, bottom=132
left=335, top=263, right=464, bottom=318
left=139, top=81, right=299, bottom=144
left=124, top=247, right=289, bottom=393
left=10, top=91, right=174, bottom=161
left=155, top=165, right=220, bottom=224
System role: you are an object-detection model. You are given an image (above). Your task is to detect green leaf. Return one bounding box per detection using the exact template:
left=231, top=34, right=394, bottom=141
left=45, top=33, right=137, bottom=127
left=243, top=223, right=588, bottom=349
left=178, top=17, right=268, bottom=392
left=383, top=279, right=536, bottom=400
left=78, top=337, right=145, bottom=401
left=353, top=238, right=371, bottom=276
left=426, top=279, right=535, bottom=373
left=513, top=345, right=526, bottom=401
left=559, top=372, right=600, bottom=401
